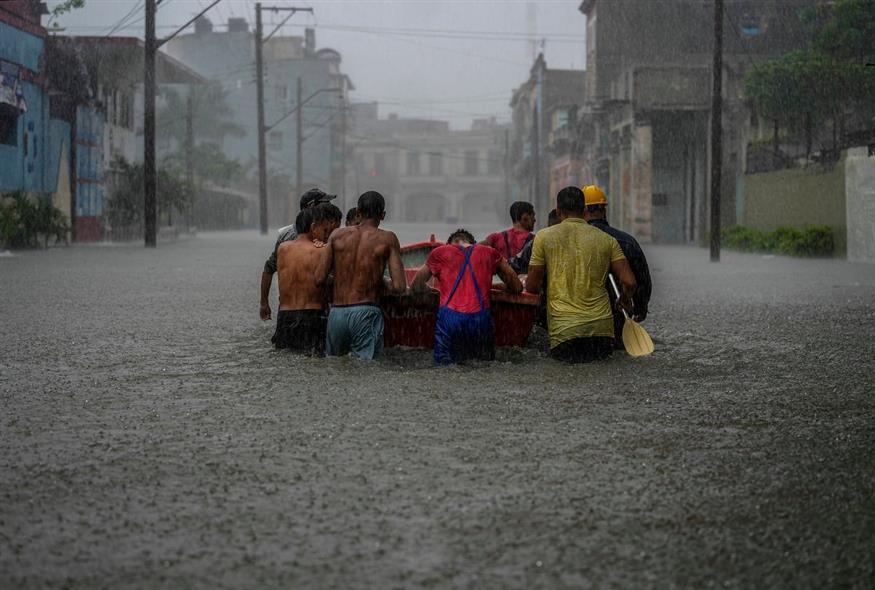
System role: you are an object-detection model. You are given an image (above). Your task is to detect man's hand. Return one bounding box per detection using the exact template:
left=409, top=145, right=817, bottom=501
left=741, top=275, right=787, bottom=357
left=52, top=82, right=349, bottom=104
left=633, top=307, right=647, bottom=323
left=616, top=295, right=633, bottom=316
left=260, top=301, right=272, bottom=321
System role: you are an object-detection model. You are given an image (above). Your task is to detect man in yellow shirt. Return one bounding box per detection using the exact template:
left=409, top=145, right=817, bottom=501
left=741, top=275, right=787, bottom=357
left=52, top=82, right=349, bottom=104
left=525, top=186, right=636, bottom=363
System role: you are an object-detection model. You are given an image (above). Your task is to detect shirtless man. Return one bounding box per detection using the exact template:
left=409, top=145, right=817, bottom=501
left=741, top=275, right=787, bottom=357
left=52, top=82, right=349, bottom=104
left=315, top=191, right=406, bottom=359
left=273, top=203, right=342, bottom=355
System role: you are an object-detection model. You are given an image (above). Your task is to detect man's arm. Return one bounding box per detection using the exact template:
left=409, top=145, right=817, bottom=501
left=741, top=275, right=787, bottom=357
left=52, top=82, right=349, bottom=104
left=630, top=247, right=652, bottom=321
left=525, top=265, right=545, bottom=294
left=610, top=258, right=636, bottom=314
left=314, top=235, right=334, bottom=289
left=411, top=264, right=433, bottom=293
left=259, top=272, right=273, bottom=320
left=385, top=234, right=407, bottom=295
left=496, top=259, right=523, bottom=294
left=260, top=232, right=285, bottom=320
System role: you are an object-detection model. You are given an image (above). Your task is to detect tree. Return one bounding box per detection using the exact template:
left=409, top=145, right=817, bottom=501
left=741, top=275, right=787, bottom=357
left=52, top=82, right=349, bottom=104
left=745, top=0, right=875, bottom=156
left=107, top=158, right=192, bottom=233
left=161, top=144, right=244, bottom=188
left=157, top=84, right=245, bottom=149
left=48, top=0, right=85, bottom=25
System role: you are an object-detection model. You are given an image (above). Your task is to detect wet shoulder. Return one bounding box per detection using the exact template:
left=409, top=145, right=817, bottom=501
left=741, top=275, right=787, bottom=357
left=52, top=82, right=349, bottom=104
left=330, top=226, right=359, bottom=248
left=535, top=224, right=563, bottom=244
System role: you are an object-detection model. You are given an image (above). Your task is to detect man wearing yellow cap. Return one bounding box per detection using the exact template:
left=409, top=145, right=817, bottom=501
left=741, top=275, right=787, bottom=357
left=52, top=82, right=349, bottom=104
left=525, top=186, right=636, bottom=363
left=582, top=185, right=652, bottom=349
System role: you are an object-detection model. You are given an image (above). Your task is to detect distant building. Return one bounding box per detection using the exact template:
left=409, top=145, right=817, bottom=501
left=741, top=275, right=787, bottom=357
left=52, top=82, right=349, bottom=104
left=578, top=0, right=819, bottom=244
left=163, top=18, right=353, bottom=226
left=350, top=107, right=509, bottom=224
left=509, top=55, right=586, bottom=219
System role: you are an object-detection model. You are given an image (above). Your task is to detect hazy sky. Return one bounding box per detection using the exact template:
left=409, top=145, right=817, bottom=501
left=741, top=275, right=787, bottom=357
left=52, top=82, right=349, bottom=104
left=48, top=0, right=587, bottom=129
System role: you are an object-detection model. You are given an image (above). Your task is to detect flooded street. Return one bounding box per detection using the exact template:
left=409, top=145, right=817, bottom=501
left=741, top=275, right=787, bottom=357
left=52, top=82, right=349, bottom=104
left=1, top=230, right=874, bottom=588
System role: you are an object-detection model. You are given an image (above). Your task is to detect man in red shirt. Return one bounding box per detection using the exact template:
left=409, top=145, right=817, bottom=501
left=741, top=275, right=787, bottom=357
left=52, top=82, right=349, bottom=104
left=412, top=229, right=522, bottom=364
left=483, top=201, right=536, bottom=263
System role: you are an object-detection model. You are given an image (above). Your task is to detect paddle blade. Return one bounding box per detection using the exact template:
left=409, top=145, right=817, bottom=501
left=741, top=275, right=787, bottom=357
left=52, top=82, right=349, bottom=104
left=622, top=318, right=654, bottom=357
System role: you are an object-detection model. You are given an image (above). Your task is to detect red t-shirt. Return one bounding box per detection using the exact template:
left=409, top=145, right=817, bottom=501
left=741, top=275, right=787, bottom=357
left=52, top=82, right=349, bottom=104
left=486, top=228, right=534, bottom=259
left=426, top=244, right=503, bottom=313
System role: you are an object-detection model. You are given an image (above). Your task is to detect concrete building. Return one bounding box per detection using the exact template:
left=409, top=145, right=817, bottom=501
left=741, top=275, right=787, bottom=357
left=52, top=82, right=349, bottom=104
left=350, top=105, right=509, bottom=224
left=509, top=55, right=586, bottom=219
left=578, top=0, right=820, bottom=244
left=163, top=18, right=353, bottom=226
left=0, top=0, right=99, bottom=240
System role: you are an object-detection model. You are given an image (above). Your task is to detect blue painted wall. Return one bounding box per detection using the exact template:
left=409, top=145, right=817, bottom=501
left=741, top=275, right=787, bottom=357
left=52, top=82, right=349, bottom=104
left=0, top=20, right=43, bottom=71
left=0, top=20, right=49, bottom=194
left=75, top=105, right=104, bottom=216
left=0, top=20, right=75, bottom=198
left=0, top=80, right=49, bottom=193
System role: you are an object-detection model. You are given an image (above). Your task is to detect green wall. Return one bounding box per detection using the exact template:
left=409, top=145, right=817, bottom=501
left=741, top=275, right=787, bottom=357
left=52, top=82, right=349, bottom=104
left=742, top=159, right=846, bottom=255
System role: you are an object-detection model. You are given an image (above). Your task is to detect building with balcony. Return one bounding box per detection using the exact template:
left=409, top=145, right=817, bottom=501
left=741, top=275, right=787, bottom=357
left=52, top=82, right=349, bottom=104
left=579, top=0, right=820, bottom=244
left=509, top=55, right=586, bottom=219
left=350, top=106, right=509, bottom=224
left=163, top=18, right=353, bottom=227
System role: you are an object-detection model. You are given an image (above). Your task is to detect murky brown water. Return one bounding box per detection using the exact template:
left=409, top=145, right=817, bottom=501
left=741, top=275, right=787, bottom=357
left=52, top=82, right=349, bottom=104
left=1, top=230, right=873, bottom=588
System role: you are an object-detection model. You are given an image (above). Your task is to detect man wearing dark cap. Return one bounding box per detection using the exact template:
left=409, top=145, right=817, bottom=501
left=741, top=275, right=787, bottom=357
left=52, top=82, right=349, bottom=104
left=259, top=188, right=336, bottom=322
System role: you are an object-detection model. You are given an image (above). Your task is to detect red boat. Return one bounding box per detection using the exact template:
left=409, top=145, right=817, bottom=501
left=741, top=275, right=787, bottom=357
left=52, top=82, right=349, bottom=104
left=381, top=235, right=541, bottom=348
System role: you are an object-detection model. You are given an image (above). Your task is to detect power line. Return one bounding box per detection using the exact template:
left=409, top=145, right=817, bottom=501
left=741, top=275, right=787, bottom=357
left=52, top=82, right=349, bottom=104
left=103, top=0, right=144, bottom=37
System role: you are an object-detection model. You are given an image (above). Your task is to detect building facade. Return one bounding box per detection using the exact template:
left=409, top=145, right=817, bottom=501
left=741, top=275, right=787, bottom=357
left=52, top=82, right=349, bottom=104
left=350, top=106, right=509, bottom=224
left=509, top=55, right=586, bottom=219
left=578, top=0, right=820, bottom=244
left=163, top=18, right=353, bottom=227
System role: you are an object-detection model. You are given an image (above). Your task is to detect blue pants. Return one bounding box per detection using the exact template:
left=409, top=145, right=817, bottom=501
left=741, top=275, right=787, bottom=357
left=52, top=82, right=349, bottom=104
left=326, top=304, right=384, bottom=360
left=434, top=306, right=494, bottom=365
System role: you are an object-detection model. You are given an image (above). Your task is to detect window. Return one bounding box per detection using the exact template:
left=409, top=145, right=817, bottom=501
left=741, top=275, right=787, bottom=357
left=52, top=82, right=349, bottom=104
left=555, top=108, right=569, bottom=129
left=487, top=150, right=501, bottom=175
left=275, top=85, right=288, bottom=102
left=0, top=104, right=19, bottom=146
left=428, top=152, right=443, bottom=175
left=406, top=151, right=421, bottom=176
left=269, top=131, right=283, bottom=150
left=464, top=150, right=478, bottom=175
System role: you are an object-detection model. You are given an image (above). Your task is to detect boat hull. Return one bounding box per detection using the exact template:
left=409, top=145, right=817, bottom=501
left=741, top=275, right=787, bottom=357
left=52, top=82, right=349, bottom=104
left=381, top=237, right=539, bottom=349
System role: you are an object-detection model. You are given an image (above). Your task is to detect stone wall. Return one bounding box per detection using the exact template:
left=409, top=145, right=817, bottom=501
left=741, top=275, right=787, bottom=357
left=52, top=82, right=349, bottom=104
left=845, top=147, right=875, bottom=264
left=742, top=160, right=847, bottom=255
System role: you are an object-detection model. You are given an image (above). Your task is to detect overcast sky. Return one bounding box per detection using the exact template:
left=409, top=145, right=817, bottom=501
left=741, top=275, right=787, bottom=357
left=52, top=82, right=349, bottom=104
left=49, top=0, right=587, bottom=129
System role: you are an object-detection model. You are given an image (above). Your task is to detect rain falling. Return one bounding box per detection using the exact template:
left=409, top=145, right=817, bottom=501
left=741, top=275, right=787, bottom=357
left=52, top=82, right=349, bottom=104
left=1, top=0, right=874, bottom=587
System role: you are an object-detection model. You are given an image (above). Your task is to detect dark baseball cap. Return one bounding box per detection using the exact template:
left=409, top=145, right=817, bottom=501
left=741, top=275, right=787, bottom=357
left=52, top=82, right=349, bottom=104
left=299, top=188, right=337, bottom=209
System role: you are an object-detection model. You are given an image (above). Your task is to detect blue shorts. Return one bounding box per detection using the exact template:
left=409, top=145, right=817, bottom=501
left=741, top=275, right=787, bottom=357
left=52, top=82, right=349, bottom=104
left=326, top=303, right=384, bottom=360
left=434, top=306, right=494, bottom=365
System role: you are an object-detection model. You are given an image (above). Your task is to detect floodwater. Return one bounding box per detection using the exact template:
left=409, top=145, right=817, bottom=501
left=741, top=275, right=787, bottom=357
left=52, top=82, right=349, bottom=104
left=1, top=229, right=873, bottom=588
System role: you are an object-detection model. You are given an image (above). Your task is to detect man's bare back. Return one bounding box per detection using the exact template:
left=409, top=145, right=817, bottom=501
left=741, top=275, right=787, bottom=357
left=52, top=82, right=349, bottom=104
left=277, top=235, right=328, bottom=311
left=316, top=220, right=406, bottom=306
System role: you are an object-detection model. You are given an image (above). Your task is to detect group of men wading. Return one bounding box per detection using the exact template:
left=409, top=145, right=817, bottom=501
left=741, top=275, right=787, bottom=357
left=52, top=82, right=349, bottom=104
left=258, top=185, right=651, bottom=365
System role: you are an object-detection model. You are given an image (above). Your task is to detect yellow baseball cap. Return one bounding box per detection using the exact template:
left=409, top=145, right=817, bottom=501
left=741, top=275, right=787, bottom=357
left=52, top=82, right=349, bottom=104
left=582, top=185, right=608, bottom=206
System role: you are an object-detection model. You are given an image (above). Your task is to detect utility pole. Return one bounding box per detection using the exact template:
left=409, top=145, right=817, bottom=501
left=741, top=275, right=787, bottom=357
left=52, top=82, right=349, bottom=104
left=143, top=0, right=222, bottom=247
left=253, top=5, right=313, bottom=234
left=503, top=128, right=510, bottom=212
left=144, top=0, right=157, bottom=247
left=340, top=103, right=347, bottom=211
left=185, top=94, right=195, bottom=232
left=296, top=76, right=303, bottom=210
left=710, top=0, right=724, bottom=262
left=255, top=3, right=268, bottom=235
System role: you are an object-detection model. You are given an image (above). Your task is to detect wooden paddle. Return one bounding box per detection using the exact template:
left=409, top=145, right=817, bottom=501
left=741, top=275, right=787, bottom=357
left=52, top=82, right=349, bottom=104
left=608, top=274, right=654, bottom=357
